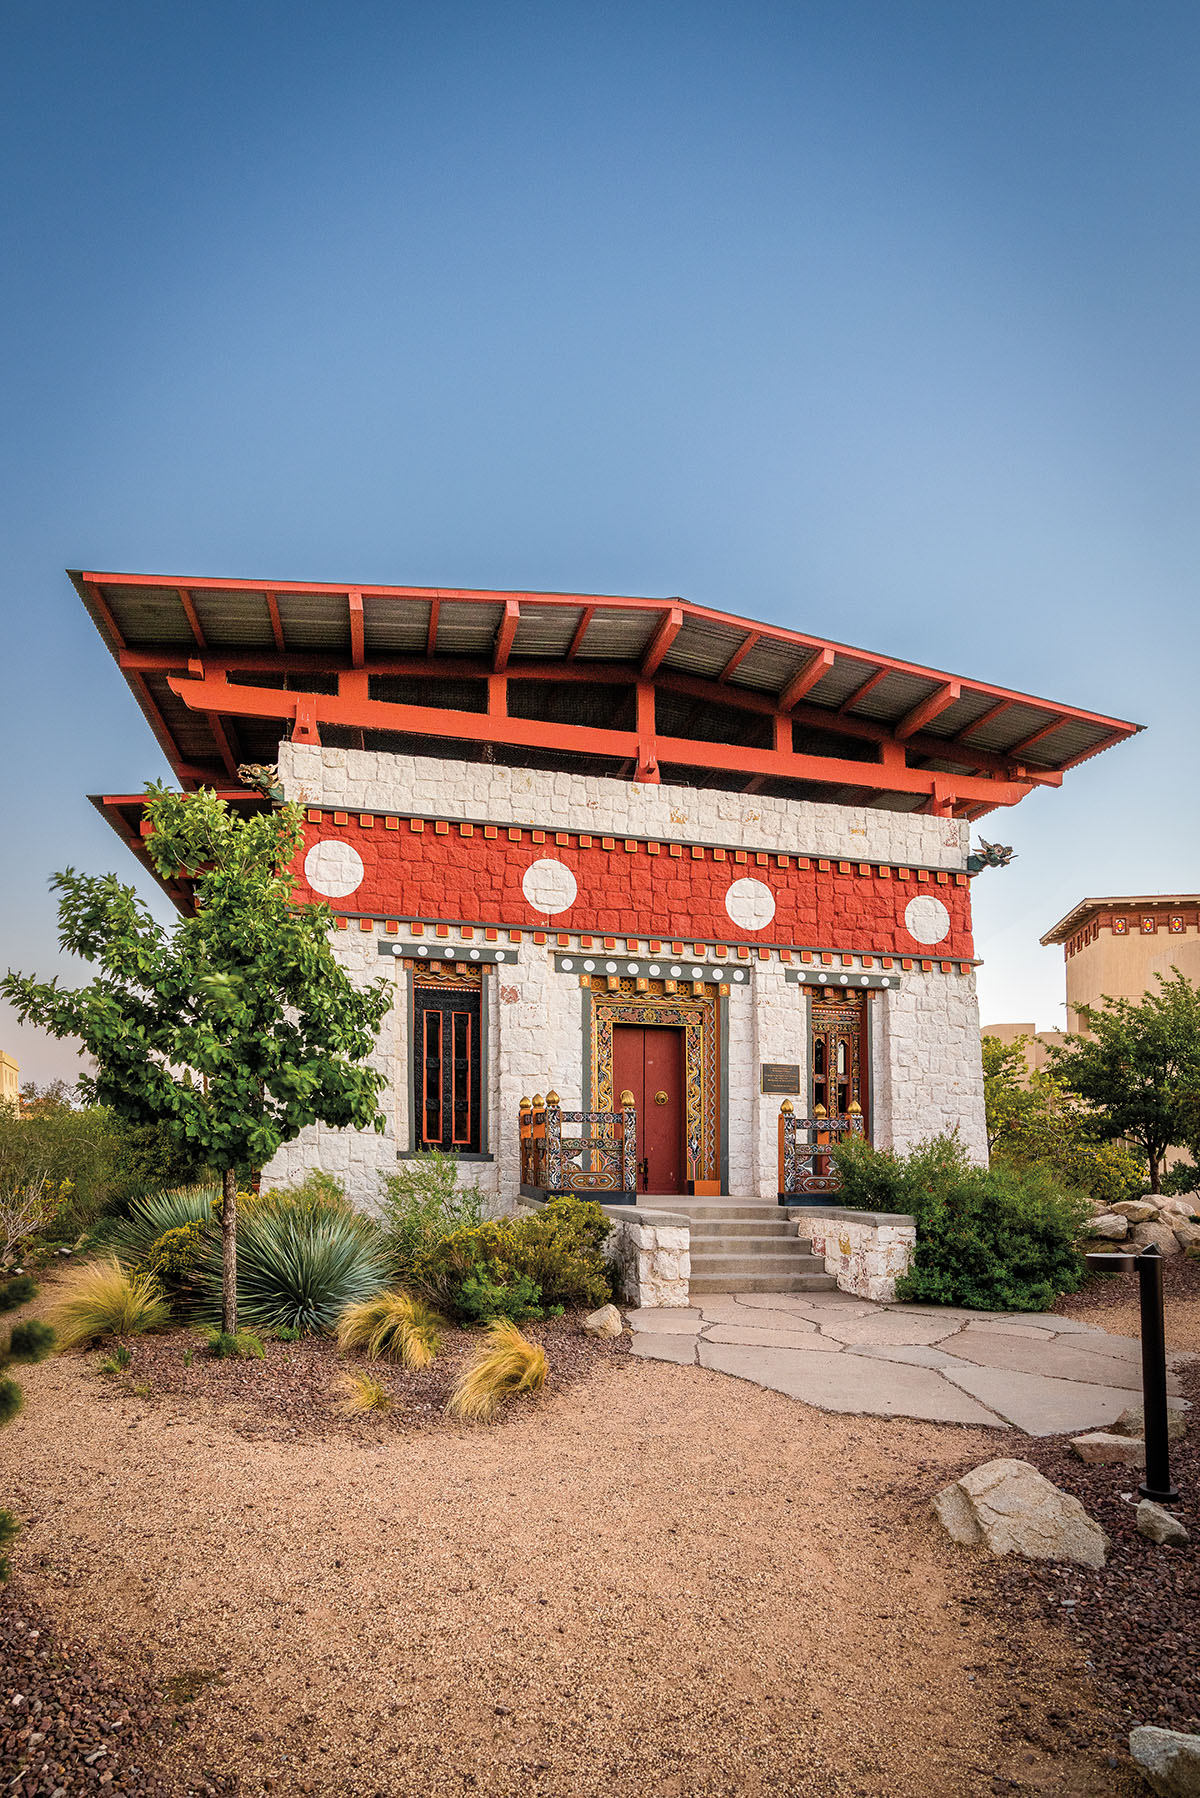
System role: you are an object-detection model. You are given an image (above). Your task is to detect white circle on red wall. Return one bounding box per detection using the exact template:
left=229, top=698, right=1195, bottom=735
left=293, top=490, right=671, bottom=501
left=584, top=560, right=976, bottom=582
left=521, top=858, right=578, bottom=915
left=904, top=894, right=951, bottom=945
left=304, top=839, right=364, bottom=898
left=725, top=877, right=775, bottom=930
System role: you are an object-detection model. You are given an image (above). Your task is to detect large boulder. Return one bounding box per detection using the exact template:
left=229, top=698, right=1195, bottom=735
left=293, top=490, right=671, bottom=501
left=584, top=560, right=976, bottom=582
left=1070, top=1431, right=1144, bottom=1466
left=1112, top=1201, right=1158, bottom=1224
left=1086, top=1212, right=1129, bottom=1240
left=1113, top=1401, right=1187, bottom=1443
left=933, top=1458, right=1110, bottom=1568
left=1136, top=1502, right=1190, bottom=1547
left=1130, top=1726, right=1200, bottom=1796
left=1131, top=1221, right=1183, bottom=1256
left=1173, top=1219, right=1200, bottom=1251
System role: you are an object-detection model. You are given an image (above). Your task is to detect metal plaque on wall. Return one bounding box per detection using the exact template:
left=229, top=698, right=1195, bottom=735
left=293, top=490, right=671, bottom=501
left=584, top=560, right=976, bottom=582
left=760, top=1063, right=801, bottom=1095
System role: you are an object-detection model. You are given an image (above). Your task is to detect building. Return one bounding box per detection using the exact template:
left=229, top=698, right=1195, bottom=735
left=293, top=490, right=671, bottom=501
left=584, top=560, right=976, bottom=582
left=72, top=570, right=1139, bottom=1210
left=1040, top=895, right=1200, bottom=1032
left=0, top=1052, right=18, bottom=1110
left=977, top=1021, right=1064, bottom=1078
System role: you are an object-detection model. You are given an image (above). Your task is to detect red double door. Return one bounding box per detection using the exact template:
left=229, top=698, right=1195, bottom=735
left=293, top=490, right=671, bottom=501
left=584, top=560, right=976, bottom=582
left=612, top=1024, right=687, bottom=1195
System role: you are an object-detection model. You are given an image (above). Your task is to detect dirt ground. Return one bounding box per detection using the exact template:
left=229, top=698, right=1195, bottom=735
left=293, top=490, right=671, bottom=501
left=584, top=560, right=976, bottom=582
left=3, top=1333, right=1144, bottom=1798
left=1057, top=1253, right=1200, bottom=1353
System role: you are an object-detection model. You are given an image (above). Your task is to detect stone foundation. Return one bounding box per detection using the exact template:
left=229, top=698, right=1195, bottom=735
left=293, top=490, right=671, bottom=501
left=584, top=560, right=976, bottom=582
left=800, top=1206, right=917, bottom=1303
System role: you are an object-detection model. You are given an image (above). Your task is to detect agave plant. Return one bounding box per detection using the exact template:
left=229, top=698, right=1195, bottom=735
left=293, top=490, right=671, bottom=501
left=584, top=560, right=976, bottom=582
left=198, top=1202, right=387, bottom=1334
left=102, top=1186, right=219, bottom=1268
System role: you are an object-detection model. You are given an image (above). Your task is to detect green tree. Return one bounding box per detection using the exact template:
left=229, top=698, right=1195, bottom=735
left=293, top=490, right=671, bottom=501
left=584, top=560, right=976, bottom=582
left=1046, top=969, right=1200, bottom=1194
left=981, top=1033, right=1145, bottom=1207
left=2, top=784, right=392, bottom=1329
left=981, top=1034, right=1036, bottom=1154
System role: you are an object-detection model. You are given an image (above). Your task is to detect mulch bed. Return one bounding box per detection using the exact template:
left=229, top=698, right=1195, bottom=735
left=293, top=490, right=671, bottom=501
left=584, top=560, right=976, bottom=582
left=971, top=1356, right=1200, bottom=1748
left=79, top=1315, right=630, bottom=1443
left=1053, top=1251, right=1200, bottom=1320
left=0, top=1578, right=237, bottom=1797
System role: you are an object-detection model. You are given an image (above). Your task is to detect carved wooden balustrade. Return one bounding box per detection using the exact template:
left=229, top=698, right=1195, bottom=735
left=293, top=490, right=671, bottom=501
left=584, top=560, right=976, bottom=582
left=519, top=1090, right=638, bottom=1204
left=777, top=1100, right=865, bottom=1203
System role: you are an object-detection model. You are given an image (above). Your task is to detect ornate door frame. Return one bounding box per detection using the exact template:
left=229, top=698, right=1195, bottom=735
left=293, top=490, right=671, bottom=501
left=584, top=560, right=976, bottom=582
left=584, top=977, right=721, bottom=1188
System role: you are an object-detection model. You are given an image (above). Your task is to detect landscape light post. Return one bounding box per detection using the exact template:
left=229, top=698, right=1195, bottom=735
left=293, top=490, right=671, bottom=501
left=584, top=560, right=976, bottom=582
left=1134, top=1245, right=1179, bottom=1506
left=1082, top=1244, right=1180, bottom=1507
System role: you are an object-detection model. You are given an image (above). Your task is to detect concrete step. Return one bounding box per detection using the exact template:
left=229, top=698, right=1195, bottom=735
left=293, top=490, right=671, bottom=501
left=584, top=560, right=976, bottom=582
left=651, top=1203, right=785, bottom=1220
left=685, top=1219, right=794, bottom=1239
left=688, top=1250, right=829, bottom=1275
left=688, top=1272, right=837, bottom=1294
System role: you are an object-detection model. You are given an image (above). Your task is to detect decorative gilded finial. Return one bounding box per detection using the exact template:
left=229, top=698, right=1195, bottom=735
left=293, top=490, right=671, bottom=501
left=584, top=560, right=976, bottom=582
left=619, top=1089, right=635, bottom=1107
left=532, top=1094, right=545, bottom=1108
left=814, top=1103, right=827, bottom=1117
left=546, top=1090, right=560, bottom=1106
left=519, top=1096, right=531, bottom=1110
left=848, top=1100, right=862, bottom=1114
left=780, top=1099, right=794, bottom=1114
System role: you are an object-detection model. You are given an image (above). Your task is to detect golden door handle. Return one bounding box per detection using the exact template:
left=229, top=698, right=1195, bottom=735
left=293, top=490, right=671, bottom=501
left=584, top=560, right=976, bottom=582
left=654, top=1090, right=669, bottom=1105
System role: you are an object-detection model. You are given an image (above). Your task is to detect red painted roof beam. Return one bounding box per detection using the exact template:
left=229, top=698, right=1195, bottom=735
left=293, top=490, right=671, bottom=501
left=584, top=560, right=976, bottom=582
left=493, top=599, right=520, bottom=672
left=896, top=681, right=960, bottom=741
left=642, top=607, right=683, bottom=677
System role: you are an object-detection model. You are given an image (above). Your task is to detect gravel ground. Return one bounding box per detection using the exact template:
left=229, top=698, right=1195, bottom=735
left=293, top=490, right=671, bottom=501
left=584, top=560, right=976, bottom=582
left=1054, top=1252, right=1200, bottom=1354
left=4, top=1326, right=1144, bottom=1798
left=85, top=1317, right=626, bottom=1443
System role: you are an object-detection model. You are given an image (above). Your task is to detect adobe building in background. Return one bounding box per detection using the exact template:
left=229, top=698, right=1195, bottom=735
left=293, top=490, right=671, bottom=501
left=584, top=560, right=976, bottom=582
left=72, top=570, right=1139, bottom=1208
left=1040, top=895, right=1200, bottom=1032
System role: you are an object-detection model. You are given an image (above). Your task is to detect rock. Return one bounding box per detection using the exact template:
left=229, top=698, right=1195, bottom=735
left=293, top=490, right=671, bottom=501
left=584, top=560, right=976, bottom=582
left=1130, top=1725, right=1200, bottom=1796
left=582, top=1304, right=623, bottom=1339
left=1157, top=1196, right=1197, bottom=1217
left=1086, top=1213, right=1129, bottom=1240
left=1173, top=1219, right=1200, bottom=1250
left=933, top=1458, right=1109, bottom=1568
left=1070, top=1431, right=1144, bottom=1466
left=1130, top=1222, right=1183, bottom=1256
left=1113, top=1402, right=1187, bottom=1442
left=1137, top=1501, right=1190, bottom=1547
left=1112, top=1201, right=1158, bottom=1223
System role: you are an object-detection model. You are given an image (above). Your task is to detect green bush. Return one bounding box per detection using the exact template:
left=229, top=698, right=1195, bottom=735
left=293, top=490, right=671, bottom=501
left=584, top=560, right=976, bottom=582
left=377, top=1152, right=485, bottom=1281
left=203, top=1328, right=265, bottom=1360
left=0, top=1509, right=20, bottom=1582
left=0, top=1377, right=23, bottom=1426
left=142, top=1219, right=208, bottom=1292
left=102, top=1186, right=218, bottom=1267
left=7, top=1320, right=56, bottom=1364
left=830, top=1133, right=1089, bottom=1312
left=198, top=1198, right=387, bottom=1334
left=254, top=1170, right=353, bottom=1216
left=413, top=1197, right=611, bottom=1322
left=0, top=1275, right=37, bottom=1312
left=1160, top=1161, right=1200, bottom=1198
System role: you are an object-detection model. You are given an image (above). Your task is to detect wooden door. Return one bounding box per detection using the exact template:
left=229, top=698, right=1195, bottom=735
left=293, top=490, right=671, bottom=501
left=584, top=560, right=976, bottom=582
left=612, top=1024, right=686, bottom=1194
left=413, top=985, right=482, bottom=1153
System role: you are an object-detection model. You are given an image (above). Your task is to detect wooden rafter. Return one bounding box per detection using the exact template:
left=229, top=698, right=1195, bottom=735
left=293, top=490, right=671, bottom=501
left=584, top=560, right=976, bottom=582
left=778, top=648, right=835, bottom=712
left=642, top=607, right=683, bottom=676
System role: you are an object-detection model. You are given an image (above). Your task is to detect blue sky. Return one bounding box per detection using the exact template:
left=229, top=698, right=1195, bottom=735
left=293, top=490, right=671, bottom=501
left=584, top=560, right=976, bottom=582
left=2, top=1, right=1197, bottom=1082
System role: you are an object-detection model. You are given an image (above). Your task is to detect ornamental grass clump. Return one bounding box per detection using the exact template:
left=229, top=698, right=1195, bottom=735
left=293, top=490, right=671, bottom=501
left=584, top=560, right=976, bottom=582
left=335, top=1291, right=444, bottom=1368
left=336, top=1368, right=393, bottom=1414
left=6, top=1320, right=56, bottom=1364
left=446, top=1317, right=547, bottom=1423
left=0, top=1275, right=38, bottom=1313
left=50, top=1256, right=170, bottom=1349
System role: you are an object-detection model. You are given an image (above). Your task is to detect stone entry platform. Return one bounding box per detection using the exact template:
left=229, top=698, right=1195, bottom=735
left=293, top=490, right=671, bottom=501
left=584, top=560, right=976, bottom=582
left=626, top=1290, right=1195, bottom=1435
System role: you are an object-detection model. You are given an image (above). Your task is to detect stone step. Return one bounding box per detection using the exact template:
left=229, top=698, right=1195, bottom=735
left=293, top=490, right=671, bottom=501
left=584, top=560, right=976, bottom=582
left=688, top=1250, right=828, bottom=1275
left=688, top=1272, right=837, bottom=1294
left=685, top=1219, right=794, bottom=1239
left=649, top=1202, right=785, bottom=1220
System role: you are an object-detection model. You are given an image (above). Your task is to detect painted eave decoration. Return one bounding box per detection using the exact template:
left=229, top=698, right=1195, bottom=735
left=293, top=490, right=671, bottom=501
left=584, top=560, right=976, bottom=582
left=71, top=569, right=1141, bottom=829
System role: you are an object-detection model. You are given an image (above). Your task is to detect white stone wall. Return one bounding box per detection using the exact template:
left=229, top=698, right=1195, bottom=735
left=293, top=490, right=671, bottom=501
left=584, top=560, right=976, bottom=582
left=872, top=966, right=988, bottom=1164
left=604, top=1209, right=692, bottom=1307
left=280, top=742, right=969, bottom=871
left=749, top=965, right=807, bottom=1198
left=805, top=1209, right=917, bottom=1303
left=260, top=929, right=400, bottom=1211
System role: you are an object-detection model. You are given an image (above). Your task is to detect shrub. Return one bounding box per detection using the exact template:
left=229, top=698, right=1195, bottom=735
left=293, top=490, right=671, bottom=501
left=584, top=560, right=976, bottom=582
left=831, top=1133, right=1090, bottom=1312
left=413, top=1198, right=611, bottom=1322
left=446, top=1318, right=548, bottom=1422
left=51, top=1257, right=170, bottom=1349
left=336, top=1369, right=392, bottom=1414
left=336, top=1292, right=444, bottom=1367
left=1160, top=1161, right=1200, bottom=1198
left=7, top=1320, right=56, bottom=1364
left=377, top=1152, right=486, bottom=1281
left=103, top=1186, right=218, bottom=1267
left=142, top=1220, right=208, bottom=1294
left=0, top=1275, right=37, bottom=1313
left=0, top=1508, right=20, bottom=1581
left=197, top=1200, right=387, bottom=1334
left=0, top=1378, right=22, bottom=1426
left=255, top=1170, right=352, bottom=1215
left=203, top=1328, right=265, bottom=1360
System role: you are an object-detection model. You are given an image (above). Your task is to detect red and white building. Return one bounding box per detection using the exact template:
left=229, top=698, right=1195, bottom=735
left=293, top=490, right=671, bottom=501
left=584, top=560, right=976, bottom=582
left=75, top=571, right=1139, bottom=1209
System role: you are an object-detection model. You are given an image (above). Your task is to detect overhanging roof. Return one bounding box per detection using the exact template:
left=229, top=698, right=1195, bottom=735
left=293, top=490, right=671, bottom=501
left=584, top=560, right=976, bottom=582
left=1041, top=894, right=1200, bottom=945
left=70, top=570, right=1141, bottom=822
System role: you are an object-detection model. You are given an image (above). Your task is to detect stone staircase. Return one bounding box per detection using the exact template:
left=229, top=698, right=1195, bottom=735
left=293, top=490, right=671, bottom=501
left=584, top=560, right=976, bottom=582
left=645, top=1194, right=836, bottom=1295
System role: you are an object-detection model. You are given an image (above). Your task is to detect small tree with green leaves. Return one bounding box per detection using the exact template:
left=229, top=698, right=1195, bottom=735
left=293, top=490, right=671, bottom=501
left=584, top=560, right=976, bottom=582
left=1046, top=969, right=1200, bottom=1194
left=2, top=784, right=392, bottom=1329
left=982, top=1033, right=1145, bottom=1207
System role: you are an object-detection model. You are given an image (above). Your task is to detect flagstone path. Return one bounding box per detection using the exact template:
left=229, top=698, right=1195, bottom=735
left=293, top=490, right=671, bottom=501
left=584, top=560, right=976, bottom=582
left=625, top=1290, right=1194, bottom=1434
